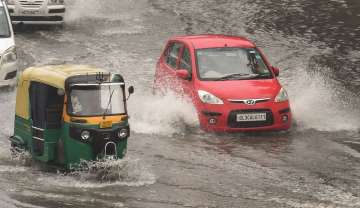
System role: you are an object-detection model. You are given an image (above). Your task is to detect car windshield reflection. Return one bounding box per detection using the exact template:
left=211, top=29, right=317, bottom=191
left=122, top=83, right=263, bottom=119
left=196, top=47, right=273, bottom=80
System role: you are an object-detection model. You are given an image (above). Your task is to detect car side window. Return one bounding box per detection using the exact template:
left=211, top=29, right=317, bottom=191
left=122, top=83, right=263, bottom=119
left=165, top=42, right=182, bottom=69
left=179, top=47, right=192, bottom=73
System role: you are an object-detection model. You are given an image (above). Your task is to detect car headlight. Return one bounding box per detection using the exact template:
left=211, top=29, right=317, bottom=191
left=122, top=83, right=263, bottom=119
left=5, top=0, right=15, bottom=5
left=2, top=47, right=17, bottom=65
left=275, top=88, right=289, bottom=102
left=118, top=128, right=128, bottom=139
left=198, top=90, right=224, bottom=104
left=48, top=0, right=64, bottom=5
left=81, top=130, right=91, bottom=141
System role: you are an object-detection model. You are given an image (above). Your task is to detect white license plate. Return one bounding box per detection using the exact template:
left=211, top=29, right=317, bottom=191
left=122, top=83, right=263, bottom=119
left=22, top=10, right=40, bottom=15
left=236, top=113, right=267, bottom=122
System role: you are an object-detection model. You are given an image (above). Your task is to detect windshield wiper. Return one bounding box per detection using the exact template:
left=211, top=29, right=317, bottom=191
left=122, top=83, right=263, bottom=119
left=102, top=88, right=115, bottom=119
left=247, top=73, right=273, bottom=79
left=215, top=73, right=258, bottom=81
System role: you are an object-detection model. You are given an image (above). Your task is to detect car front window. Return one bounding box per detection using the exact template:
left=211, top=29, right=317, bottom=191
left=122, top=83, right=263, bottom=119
left=196, top=47, right=273, bottom=80
left=68, top=84, right=125, bottom=117
left=179, top=47, right=192, bottom=72
left=0, top=7, right=10, bottom=38
left=165, top=42, right=182, bottom=69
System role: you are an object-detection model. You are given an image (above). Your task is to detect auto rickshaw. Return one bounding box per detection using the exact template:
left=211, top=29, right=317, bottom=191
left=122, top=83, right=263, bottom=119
left=10, top=65, right=134, bottom=170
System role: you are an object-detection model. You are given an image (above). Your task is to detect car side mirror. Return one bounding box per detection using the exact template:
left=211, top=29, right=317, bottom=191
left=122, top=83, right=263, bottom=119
left=176, top=69, right=191, bottom=80
left=128, top=86, right=134, bottom=94
left=272, top=67, right=280, bottom=77
left=127, top=86, right=134, bottom=100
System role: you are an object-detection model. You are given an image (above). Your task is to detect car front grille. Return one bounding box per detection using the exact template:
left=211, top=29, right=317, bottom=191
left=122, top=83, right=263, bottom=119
left=19, top=0, right=44, bottom=8
left=11, top=16, right=63, bottom=21
left=227, top=109, right=274, bottom=128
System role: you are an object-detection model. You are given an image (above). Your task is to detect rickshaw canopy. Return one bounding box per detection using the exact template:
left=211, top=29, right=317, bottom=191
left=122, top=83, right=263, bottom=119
left=16, top=65, right=109, bottom=119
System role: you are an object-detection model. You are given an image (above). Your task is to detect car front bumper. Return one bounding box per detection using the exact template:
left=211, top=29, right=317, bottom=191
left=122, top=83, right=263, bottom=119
left=198, top=100, right=292, bottom=132
left=7, top=5, right=65, bottom=25
left=0, top=61, right=18, bottom=87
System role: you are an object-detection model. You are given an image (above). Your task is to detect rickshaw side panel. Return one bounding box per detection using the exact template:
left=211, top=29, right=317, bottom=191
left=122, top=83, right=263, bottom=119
left=33, top=129, right=61, bottom=162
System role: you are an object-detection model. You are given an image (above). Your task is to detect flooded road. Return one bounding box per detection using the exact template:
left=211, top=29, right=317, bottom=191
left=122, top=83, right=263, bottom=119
left=0, top=0, right=360, bottom=207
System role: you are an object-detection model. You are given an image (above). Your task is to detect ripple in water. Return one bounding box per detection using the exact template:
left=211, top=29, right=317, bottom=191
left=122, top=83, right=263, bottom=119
left=40, top=157, right=156, bottom=188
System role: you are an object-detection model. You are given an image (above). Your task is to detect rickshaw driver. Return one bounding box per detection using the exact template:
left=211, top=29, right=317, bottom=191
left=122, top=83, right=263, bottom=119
left=71, top=95, right=83, bottom=114
left=69, top=90, right=104, bottom=116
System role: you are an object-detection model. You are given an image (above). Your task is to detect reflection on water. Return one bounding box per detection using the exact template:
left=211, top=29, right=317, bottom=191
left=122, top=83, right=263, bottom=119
left=247, top=0, right=360, bottom=93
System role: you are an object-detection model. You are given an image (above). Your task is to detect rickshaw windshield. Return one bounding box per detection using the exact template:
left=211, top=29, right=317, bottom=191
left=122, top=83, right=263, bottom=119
left=68, top=83, right=125, bottom=117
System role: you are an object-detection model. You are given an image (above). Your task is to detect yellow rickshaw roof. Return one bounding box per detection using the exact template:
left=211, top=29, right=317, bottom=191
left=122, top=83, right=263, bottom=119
left=20, top=65, right=108, bottom=90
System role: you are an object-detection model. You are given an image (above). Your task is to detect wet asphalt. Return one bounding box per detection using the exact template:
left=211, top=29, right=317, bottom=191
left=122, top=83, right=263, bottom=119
left=0, top=0, right=359, bottom=207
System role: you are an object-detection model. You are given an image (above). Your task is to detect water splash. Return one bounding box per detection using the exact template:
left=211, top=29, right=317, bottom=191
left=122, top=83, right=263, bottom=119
left=128, top=91, right=199, bottom=135
left=287, top=67, right=360, bottom=131
left=0, top=90, right=16, bottom=137
left=41, top=157, right=156, bottom=188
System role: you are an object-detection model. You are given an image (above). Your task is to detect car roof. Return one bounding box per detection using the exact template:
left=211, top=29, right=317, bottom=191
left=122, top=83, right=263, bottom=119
left=171, top=34, right=256, bottom=49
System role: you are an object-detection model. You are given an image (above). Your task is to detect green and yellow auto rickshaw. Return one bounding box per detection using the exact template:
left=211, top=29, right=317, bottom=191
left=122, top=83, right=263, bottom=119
left=10, top=65, right=134, bottom=170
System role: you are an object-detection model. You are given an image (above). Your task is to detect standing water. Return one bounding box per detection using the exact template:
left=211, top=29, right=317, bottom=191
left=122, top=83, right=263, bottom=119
left=0, top=0, right=359, bottom=207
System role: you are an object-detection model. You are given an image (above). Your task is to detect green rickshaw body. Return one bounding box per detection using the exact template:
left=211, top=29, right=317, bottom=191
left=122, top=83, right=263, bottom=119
left=10, top=65, right=132, bottom=170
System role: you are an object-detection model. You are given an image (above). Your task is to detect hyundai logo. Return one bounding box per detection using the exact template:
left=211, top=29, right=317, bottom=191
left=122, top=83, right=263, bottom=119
left=244, top=99, right=256, bottom=105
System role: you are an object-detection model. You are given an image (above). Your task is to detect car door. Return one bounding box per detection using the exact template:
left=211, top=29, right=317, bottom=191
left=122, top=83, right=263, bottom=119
left=154, top=41, right=183, bottom=93
left=178, top=45, right=195, bottom=101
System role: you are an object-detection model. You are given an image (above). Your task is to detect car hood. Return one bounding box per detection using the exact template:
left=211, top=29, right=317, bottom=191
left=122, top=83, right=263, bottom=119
left=197, top=79, right=281, bottom=100
left=0, top=38, right=15, bottom=54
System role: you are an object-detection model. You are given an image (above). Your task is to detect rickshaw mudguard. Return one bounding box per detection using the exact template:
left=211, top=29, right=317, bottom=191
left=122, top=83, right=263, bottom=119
left=13, top=116, right=32, bottom=150
left=9, top=135, right=25, bottom=147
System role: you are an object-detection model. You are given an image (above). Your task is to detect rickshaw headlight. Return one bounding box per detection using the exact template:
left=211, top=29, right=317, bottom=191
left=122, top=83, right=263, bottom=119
left=81, top=130, right=91, bottom=141
left=118, top=128, right=128, bottom=139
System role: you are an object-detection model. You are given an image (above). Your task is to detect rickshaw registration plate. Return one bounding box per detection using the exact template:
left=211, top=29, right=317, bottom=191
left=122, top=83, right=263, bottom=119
left=100, top=121, right=113, bottom=128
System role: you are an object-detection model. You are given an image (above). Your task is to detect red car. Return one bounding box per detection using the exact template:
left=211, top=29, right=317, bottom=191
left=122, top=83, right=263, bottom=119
left=154, top=34, right=291, bottom=132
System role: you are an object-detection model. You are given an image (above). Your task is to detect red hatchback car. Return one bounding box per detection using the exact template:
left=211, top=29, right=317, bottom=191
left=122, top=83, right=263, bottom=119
left=154, top=34, right=291, bottom=132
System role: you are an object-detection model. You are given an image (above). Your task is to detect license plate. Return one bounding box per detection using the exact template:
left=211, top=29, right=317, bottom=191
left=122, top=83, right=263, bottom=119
left=22, top=10, right=40, bottom=15
left=236, top=113, right=267, bottom=122
left=100, top=120, right=112, bottom=129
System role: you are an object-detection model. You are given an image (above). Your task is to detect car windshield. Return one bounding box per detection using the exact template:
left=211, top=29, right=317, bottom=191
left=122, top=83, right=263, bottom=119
left=0, top=7, right=10, bottom=38
left=196, top=47, right=273, bottom=80
left=69, top=83, right=125, bottom=117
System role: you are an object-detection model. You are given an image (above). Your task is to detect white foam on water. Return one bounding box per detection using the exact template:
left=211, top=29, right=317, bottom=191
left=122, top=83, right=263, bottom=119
left=128, top=91, right=199, bottom=135
left=0, top=165, right=27, bottom=173
left=0, top=90, right=16, bottom=137
left=39, top=157, right=156, bottom=188
left=287, top=67, right=360, bottom=132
